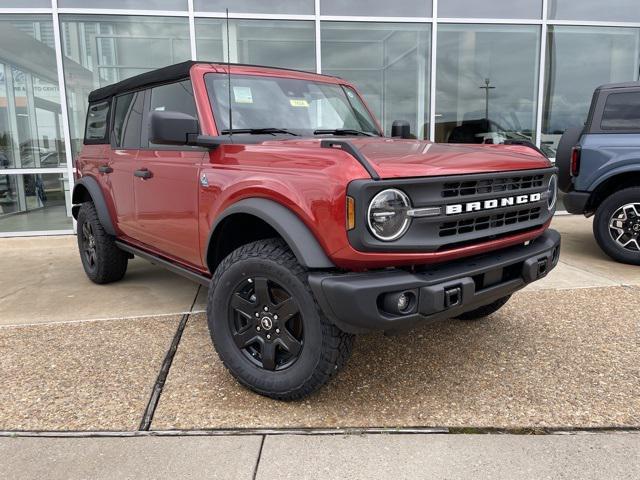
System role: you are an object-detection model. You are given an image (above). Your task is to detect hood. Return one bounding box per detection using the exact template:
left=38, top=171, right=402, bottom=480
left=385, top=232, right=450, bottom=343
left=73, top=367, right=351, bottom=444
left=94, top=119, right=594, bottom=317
left=265, top=137, right=551, bottom=179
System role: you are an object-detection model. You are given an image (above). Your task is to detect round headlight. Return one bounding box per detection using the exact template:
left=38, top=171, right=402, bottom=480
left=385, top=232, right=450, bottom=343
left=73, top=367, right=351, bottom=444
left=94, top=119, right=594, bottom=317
left=367, top=188, right=411, bottom=241
left=547, top=174, right=558, bottom=211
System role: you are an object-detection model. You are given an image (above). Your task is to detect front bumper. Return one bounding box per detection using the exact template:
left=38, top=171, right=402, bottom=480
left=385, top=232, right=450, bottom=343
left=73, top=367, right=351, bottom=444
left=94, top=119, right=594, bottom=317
left=309, top=229, right=560, bottom=334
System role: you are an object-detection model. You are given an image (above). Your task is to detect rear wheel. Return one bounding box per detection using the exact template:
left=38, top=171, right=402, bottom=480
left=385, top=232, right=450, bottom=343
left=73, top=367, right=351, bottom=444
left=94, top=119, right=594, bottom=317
left=593, top=187, right=640, bottom=265
left=207, top=238, right=354, bottom=400
left=76, top=202, right=128, bottom=284
left=455, top=295, right=511, bottom=321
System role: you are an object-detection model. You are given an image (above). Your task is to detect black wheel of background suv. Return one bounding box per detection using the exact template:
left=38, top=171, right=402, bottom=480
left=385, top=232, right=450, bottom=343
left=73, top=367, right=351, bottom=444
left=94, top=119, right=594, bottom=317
left=455, top=295, right=511, bottom=321
left=76, top=202, right=129, bottom=284
left=593, top=187, right=640, bottom=265
left=207, top=238, right=354, bottom=400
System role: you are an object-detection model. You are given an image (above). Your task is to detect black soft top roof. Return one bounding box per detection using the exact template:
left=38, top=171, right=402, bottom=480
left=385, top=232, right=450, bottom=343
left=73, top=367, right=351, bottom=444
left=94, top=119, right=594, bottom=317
left=88, top=61, right=195, bottom=102
left=88, top=61, right=340, bottom=103
left=595, top=81, right=640, bottom=92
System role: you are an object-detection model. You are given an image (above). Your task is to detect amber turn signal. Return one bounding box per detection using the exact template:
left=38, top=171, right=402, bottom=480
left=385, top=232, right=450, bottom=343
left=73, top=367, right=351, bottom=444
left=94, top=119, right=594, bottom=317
left=346, top=196, right=355, bottom=230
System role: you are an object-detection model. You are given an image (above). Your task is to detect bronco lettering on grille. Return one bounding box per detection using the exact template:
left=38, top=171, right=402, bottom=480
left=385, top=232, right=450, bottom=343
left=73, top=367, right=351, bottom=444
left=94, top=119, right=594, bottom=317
left=445, top=193, right=542, bottom=215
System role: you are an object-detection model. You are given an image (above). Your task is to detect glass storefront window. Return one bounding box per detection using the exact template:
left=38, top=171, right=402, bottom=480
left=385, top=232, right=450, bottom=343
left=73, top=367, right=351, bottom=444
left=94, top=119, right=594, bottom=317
left=195, top=19, right=316, bottom=72
left=439, top=0, right=542, bottom=19
left=59, top=0, right=187, bottom=9
left=0, top=173, right=72, bottom=233
left=548, top=0, right=640, bottom=23
left=0, top=1, right=50, bottom=6
left=194, top=0, right=313, bottom=15
left=0, top=15, right=71, bottom=233
left=0, top=16, right=65, bottom=170
left=435, top=24, right=540, bottom=148
left=320, top=0, right=432, bottom=17
left=60, top=15, right=191, bottom=158
left=321, top=22, right=430, bottom=139
left=542, top=26, right=640, bottom=156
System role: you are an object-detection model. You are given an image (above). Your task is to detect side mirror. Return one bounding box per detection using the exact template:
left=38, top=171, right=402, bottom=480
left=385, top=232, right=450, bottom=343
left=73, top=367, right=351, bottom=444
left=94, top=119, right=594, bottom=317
left=149, top=111, right=199, bottom=145
left=391, top=120, right=411, bottom=139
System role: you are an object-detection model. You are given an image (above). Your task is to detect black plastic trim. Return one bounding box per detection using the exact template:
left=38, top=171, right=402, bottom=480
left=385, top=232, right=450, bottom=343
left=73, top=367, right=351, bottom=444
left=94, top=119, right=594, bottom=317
left=563, top=190, right=591, bottom=214
left=207, top=198, right=335, bottom=270
left=309, top=229, right=560, bottom=334
left=71, top=176, right=116, bottom=236
left=116, top=241, right=210, bottom=287
left=320, top=139, right=380, bottom=180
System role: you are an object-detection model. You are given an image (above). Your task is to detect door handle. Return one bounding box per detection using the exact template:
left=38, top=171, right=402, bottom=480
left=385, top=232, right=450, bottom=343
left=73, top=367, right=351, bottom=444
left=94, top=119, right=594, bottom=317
left=134, top=169, right=153, bottom=179
left=98, top=165, right=113, bottom=174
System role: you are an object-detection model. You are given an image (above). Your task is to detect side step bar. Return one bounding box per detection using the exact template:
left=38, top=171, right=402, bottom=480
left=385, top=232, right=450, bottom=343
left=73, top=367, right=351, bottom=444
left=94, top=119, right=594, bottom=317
left=115, top=241, right=211, bottom=287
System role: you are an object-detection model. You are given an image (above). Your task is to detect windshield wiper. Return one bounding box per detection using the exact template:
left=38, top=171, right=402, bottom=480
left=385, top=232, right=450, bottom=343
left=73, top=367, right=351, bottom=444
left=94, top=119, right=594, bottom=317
left=220, top=128, right=299, bottom=136
left=313, top=128, right=377, bottom=137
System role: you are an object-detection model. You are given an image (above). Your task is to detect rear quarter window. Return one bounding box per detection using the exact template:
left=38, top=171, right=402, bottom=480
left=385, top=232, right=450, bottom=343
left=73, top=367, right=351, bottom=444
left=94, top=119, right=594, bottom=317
left=600, top=91, right=640, bottom=131
left=84, top=101, right=110, bottom=143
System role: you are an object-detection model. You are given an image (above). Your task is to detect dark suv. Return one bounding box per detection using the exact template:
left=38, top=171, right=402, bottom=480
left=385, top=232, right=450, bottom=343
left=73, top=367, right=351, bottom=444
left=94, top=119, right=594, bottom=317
left=557, top=81, right=640, bottom=265
left=73, top=61, right=560, bottom=399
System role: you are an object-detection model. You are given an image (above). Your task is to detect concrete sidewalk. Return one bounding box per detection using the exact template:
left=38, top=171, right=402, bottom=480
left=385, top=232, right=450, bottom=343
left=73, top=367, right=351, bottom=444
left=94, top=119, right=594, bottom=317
left=1, top=433, right=638, bottom=479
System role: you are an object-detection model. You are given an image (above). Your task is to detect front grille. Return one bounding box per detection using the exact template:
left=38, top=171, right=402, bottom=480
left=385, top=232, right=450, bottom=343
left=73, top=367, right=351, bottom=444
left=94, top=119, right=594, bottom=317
left=439, top=206, right=542, bottom=237
left=346, top=166, right=556, bottom=253
left=442, top=174, right=544, bottom=198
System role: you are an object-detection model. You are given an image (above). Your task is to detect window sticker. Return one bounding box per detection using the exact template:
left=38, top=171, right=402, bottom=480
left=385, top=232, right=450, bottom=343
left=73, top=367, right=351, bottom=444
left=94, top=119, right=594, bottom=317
left=289, top=98, right=309, bottom=108
left=233, top=86, right=253, bottom=104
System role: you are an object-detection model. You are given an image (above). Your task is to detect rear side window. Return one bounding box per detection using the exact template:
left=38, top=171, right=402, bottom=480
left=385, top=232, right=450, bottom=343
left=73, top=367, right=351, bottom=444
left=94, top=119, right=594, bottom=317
left=84, top=101, right=109, bottom=143
left=112, top=92, right=144, bottom=149
left=600, top=92, right=640, bottom=130
left=146, top=80, right=198, bottom=148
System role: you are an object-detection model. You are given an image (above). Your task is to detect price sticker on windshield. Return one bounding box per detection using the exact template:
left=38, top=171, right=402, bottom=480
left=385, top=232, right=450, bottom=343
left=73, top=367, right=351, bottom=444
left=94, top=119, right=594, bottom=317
left=289, top=99, right=309, bottom=107
left=233, top=86, right=253, bottom=104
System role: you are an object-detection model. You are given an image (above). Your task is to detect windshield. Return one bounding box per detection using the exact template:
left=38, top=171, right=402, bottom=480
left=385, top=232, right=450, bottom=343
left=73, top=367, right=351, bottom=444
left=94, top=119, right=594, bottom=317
left=205, top=73, right=380, bottom=136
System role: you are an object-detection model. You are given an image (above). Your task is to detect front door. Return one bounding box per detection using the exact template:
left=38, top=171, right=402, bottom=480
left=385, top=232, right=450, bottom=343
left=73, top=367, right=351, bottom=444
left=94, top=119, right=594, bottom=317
left=133, top=80, right=204, bottom=268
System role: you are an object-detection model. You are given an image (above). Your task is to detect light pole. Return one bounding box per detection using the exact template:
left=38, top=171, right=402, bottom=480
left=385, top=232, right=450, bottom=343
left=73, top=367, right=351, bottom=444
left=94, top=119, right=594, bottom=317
left=479, top=78, right=495, bottom=121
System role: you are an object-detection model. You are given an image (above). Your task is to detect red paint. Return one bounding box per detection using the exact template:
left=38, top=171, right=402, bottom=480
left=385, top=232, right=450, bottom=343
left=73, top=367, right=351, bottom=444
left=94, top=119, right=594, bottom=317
left=76, top=63, right=553, bottom=274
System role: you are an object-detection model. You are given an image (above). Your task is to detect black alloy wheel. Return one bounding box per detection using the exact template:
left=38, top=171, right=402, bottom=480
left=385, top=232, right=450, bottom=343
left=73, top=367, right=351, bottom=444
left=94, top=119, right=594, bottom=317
left=229, top=276, right=304, bottom=371
left=80, top=221, right=98, bottom=272
left=207, top=238, right=354, bottom=400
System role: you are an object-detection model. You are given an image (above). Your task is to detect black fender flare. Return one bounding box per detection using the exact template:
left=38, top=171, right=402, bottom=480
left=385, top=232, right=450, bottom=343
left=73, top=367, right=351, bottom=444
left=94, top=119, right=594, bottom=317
left=71, top=176, right=117, bottom=236
left=208, top=198, right=335, bottom=269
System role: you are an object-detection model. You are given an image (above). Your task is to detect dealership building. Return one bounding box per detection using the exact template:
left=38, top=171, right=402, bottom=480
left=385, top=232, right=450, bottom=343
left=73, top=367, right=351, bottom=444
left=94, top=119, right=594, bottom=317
left=0, top=0, right=638, bottom=236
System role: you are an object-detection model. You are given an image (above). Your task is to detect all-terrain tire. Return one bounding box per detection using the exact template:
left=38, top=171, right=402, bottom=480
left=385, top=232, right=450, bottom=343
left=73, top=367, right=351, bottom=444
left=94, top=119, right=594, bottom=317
left=455, top=295, right=511, bottom=321
left=76, top=201, right=128, bottom=284
left=207, top=238, right=354, bottom=400
left=593, top=187, right=640, bottom=265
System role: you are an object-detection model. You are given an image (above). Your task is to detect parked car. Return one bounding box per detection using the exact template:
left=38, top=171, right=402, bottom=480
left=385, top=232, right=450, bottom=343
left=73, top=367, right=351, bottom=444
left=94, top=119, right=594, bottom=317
left=557, top=81, right=640, bottom=265
left=72, top=61, right=560, bottom=400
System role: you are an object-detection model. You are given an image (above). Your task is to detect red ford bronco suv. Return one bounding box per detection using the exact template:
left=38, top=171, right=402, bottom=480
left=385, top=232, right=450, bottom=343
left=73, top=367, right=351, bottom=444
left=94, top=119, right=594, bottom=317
left=73, top=61, right=560, bottom=400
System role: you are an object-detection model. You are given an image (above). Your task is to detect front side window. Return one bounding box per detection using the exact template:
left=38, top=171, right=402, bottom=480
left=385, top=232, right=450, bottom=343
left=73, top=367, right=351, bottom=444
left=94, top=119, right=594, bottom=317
left=147, top=80, right=198, bottom=147
left=600, top=91, right=640, bottom=130
left=205, top=74, right=380, bottom=136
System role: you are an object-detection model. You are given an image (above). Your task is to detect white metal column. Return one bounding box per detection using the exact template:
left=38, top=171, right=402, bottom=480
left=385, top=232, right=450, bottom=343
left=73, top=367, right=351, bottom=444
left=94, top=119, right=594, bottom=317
left=428, top=0, right=438, bottom=141
left=535, top=0, right=549, bottom=151
left=51, top=0, right=77, bottom=224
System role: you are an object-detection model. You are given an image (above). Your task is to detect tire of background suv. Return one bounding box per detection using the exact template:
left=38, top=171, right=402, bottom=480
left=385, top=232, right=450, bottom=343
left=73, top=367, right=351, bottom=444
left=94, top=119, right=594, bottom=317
left=207, top=238, right=354, bottom=400
left=455, top=295, right=511, bottom=321
left=76, top=201, right=128, bottom=284
left=593, top=187, right=640, bottom=265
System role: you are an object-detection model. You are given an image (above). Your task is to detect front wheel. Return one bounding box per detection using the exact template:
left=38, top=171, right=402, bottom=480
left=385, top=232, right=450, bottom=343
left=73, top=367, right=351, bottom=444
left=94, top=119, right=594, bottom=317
left=207, top=239, right=354, bottom=400
left=593, top=187, right=640, bottom=265
left=455, top=295, right=511, bottom=321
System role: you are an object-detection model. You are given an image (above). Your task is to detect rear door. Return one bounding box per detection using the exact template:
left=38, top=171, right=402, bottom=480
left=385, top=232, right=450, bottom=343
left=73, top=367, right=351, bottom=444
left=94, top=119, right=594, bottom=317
left=108, top=91, right=144, bottom=239
left=134, top=80, right=205, bottom=267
